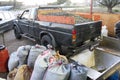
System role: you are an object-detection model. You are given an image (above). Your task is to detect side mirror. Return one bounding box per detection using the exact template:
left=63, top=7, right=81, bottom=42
left=0, top=18, right=2, bottom=21
left=19, top=10, right=29, bottom=19
left=25, top=10, right=29, bottom=12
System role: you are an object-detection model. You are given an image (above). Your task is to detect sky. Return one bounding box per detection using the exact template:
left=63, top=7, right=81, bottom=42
left=0, top=0, right=86, bottom=5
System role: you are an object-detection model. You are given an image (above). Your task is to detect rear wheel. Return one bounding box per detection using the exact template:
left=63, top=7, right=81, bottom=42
left=14, top=28, right=21, bottom=39
left=41, top=35, right=52, bottom=48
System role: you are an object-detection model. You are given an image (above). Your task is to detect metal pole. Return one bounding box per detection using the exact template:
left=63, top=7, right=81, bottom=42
left=13, top=0, right=16, bottom=9
left=2, top=33, right=5, bottom=46
left=90, top=0, right=93, bottom=19
left=0, top=31, right=5, bottom=46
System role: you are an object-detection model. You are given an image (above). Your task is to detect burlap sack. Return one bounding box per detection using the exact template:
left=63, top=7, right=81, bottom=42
left=30, top=49, right=56, bottom=80
left=14, top=65, right=32, bottom=80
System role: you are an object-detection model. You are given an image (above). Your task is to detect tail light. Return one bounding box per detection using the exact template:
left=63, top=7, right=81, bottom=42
left=72, top=29, right=76, bottom=44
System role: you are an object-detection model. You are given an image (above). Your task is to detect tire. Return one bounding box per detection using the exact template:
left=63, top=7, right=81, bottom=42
left=14, top=28, right=21, bottom=39
left=115, top=22, right=120, bottom=39
left=116, top=30, right=120, bottom=39
left=41, top=35, right=52, bottom=48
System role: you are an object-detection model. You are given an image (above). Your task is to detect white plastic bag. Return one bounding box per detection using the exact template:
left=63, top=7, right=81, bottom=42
left=101, top=25, right=108, bottom=37
left=17, top=45, right=31, bottom=66
left=8, top=52, right=19, bottom=71
left=27, top=45, right=46, bottom=69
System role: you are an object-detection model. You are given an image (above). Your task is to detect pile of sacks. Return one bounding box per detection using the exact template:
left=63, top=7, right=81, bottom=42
left=7, top=44, right=88, bottom=80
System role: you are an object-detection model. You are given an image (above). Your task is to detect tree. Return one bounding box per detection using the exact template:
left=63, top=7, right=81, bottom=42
left=65, top=0, right=71, bottom=6
left=48, top=0, right=69, bottom=5
left=57, top=0, right=67, bottom=5
left=98, top=0, right=120, bottom=13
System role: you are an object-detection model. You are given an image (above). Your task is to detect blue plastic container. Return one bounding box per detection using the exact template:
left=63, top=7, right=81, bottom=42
left=107, top=71, right=119, bottom=80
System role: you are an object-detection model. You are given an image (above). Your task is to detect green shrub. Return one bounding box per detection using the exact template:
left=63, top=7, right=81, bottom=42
left=114, top=9, right=119, bottom=12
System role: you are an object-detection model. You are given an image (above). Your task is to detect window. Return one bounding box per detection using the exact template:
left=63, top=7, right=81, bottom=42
left=9, top=12, right=15, bottom=19
left=22, top=11, right=30, bottom=19
left=4, top=12, right=11, bottom=19
left=29, top=9, right=35, bottom=20
left=0, top=13, right=5, bottom=20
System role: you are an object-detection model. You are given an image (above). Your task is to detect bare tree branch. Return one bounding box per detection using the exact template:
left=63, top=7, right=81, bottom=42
left=97, top=0, right=120, bottom=13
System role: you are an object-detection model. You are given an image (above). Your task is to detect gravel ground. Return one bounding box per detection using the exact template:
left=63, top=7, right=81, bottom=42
left=0, top=29, right=36, bottom=79
left=0, top=29, right=36, bottom=54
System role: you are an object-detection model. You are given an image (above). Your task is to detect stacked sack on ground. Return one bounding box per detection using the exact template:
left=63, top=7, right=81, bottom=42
left=7, top=44, right=88, bottom=80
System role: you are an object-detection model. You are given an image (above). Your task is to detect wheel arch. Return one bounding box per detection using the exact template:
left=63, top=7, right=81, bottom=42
left=39, top=31, right=57, bottom=48
left=13, top=23, right=21, bottom=33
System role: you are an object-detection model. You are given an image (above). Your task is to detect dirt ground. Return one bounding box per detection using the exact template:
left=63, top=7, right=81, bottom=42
left=0, top=29, right=36, bottom=79
left=0, top=30, right=36, bottom=54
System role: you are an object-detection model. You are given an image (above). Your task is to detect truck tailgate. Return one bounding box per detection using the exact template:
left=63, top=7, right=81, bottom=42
left=74, top=21, right=102, bottom=46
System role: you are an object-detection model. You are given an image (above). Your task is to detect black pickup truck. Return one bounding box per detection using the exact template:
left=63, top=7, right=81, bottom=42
left=13, top=6, right=102, bottom=55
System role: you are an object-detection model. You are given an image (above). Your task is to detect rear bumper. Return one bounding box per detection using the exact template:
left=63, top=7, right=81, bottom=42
left=74, top=41, right=99, bottom=53
left=61, top=40, right=99, bottom=56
